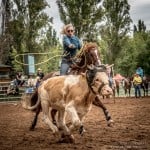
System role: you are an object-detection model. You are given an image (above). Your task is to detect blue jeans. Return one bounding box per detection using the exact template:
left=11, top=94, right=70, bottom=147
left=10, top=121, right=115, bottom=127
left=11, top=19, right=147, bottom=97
left=134, top=84, right=141, bottom=98
left=108, top=77, right=113, bottom=88
left=60, top=58, right=72, bottom=75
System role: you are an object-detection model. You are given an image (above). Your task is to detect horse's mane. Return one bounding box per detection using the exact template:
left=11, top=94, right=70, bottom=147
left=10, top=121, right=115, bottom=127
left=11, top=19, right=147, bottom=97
left=76, top=42, right=98, bottom=59
left=83, top=42, right=98, bottom=52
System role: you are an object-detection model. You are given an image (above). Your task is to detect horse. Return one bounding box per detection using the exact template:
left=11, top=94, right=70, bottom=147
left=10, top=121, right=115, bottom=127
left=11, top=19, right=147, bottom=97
left=28, top=42, right=114, bottom=131
left=113, top=74, right=125, bottom=97
left=114, top=77, right=132, bottom=97
left=141, top=75, right=149, bottom=97
left=114, top=79, right=120, bottom=96
left=122, top=77, right=132, bottom=97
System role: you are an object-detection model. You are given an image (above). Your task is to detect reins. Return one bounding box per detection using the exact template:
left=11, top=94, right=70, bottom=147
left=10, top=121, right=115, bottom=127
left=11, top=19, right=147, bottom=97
left=71, top=43, right=97, bottom=69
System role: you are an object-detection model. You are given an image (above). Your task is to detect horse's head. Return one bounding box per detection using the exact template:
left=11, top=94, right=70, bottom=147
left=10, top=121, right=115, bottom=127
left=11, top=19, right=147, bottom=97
left=70, top=42, right=101, bottom=74
left=83, top=42, right=101, bottom=66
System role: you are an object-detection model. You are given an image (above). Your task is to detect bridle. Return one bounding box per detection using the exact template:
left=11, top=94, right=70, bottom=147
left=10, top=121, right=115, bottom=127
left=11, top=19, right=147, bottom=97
left=72, top=45, right=100, bottom=69
left=86, top=66, right=108, bottom=94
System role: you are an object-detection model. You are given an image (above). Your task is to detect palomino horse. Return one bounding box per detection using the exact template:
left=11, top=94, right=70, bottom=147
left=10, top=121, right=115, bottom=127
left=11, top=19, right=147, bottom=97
left=29, top=42, right=114, bottom=131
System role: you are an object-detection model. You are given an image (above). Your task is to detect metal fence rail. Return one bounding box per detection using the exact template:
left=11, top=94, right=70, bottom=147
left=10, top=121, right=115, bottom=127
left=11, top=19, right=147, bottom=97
left=0, top=81, right=30, bottom=101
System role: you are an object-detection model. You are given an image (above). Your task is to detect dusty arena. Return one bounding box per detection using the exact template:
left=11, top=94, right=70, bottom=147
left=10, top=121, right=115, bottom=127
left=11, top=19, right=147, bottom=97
left=0, top=97, right=150, bottom=150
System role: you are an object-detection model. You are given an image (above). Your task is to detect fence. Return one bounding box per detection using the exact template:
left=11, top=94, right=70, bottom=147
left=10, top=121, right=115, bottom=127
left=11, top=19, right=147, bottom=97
left=0, top=81, right=34, bottom=102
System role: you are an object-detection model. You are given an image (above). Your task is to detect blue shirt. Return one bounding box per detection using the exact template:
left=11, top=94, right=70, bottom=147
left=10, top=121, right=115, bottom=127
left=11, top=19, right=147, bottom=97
left=136, top=68, right=144, bottom=78
left=63, top=35, right=81, bottom=58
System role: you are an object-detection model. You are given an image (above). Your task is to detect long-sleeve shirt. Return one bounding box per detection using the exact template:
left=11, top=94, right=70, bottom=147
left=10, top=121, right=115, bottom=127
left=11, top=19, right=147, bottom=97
left=136, top=68, right=144, bottom=78
left=133, top=76, right=142, bottom=85
left=63, top=35, right=81, bottom=59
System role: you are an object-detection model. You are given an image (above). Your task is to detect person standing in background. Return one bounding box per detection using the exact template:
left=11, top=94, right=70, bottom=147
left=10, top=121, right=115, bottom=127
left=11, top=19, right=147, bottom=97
left=37, top=68, right=44, bottom=80
left=133, top=73, right=142, bottom=98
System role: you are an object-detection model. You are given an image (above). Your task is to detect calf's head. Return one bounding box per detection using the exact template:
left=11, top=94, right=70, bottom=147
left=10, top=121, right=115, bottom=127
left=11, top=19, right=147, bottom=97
left=86, top=65, right=113, bottom=96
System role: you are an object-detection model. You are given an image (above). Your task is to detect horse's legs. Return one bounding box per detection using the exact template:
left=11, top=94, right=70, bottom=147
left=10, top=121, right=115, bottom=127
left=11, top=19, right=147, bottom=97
left=129, top=88, right=131, bottom=97
left=124, top=88, right=127, bottom=97
left=116, top=86, right=119, bottom=97
left=145, top=83, right=149, bottom=96
left=141, top=84, right=145, bottom=97
left=29, top=104, right=41, bottom=130
left=92, top=95, right=114, bottom=126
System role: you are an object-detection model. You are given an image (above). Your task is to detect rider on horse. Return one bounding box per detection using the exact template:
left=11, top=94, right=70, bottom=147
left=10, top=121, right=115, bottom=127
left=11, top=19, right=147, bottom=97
left=136, top=66, right=144, bottom=79
left=60, top=24, right=82, bottom=75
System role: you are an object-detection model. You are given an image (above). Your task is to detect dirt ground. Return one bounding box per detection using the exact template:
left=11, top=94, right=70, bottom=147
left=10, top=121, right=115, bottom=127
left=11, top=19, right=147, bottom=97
left=0, top=97, right=150, bottom=150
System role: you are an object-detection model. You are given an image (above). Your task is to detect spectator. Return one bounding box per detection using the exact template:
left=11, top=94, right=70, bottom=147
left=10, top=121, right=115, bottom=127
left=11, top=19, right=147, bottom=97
left=60, top=24, right=82, bottom=75
left=136, top=66, right=144, bottom=79
left=36, top=68, right=44, bottom=88
left=106, top=64, right=114, bottom=87
left=35, top=76, right=41, bottom=88
left=15, top=72, right=25, bottom=87
left=37, top=68, right=44, bottom=79
left=133, top=73, right=142, bottom=98
left=27, top=75, right=36, bottom=87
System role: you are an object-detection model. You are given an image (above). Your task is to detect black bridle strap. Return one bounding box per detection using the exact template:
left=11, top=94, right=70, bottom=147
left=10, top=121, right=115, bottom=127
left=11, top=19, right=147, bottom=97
left=98, top=82, right=106, bottom=94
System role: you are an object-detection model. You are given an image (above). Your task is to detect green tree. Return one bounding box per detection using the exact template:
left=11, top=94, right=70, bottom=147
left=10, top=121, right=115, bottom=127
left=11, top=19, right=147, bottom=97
left=0, top=0, right=12, bottom=65
left=134, top=19, right=146, bottom=33
left=3, top=0, right=61, bottom=73
left=133, top=20, right=150, bottom=75
left=56, top=0, right=103, bottom=41
left=101, top=0, right=132, bottom=64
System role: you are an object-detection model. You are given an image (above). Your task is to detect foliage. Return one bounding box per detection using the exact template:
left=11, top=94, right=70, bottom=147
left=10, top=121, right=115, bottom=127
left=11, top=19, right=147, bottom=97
left=101, top=0, right=132, bottom=64
left=1, top=1, right=149, bottom=77
left=1, top=0, right=61, bottom=74
left=56, top=0, right=103, bottom=41
left=115, top=23, right=150, bottom=76
left=0, top=0, right=12, bottom=65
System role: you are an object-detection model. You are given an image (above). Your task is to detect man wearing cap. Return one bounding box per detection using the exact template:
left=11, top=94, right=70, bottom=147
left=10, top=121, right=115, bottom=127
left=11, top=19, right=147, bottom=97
left=36, top=68, right=44, bottom=88
left=133, top=73, right=142, bottom=98
left=37, top=68, right=44, bottom=80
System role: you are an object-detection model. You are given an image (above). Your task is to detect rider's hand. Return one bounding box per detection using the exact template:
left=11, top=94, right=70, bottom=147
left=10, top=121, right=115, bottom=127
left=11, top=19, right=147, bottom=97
left=69, top=44, right=75, bottom=48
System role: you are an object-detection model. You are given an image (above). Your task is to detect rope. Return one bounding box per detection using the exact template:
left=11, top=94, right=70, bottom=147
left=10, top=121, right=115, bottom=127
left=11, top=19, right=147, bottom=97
left=14, top=43, right=88, bottom=68
left=71, top=43, right=87, bottom=69
left=14, top=51, right=69, bottom=66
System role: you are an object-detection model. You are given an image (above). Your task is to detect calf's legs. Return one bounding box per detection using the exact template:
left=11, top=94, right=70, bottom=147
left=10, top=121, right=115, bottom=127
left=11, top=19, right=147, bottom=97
left=41, top=101, right=59, bottom=134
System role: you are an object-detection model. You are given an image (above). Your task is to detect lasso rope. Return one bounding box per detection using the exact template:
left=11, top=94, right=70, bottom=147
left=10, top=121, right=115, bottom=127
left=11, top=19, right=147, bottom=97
left=14, top=43, right=88, bottom=67
left=72, top=44, right=87, bottom=69
left=14, top=51, right=68, bottom=66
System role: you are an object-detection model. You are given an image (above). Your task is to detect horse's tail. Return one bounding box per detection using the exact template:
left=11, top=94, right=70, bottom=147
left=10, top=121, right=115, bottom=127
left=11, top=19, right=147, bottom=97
left=27, top=93, right=40, bottom=111
left=30, top=89, right=39, bottom=111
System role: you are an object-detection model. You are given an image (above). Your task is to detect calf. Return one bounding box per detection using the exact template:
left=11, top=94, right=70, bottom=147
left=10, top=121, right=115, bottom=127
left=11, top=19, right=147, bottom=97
left=27, top=65, right=113, bottom=143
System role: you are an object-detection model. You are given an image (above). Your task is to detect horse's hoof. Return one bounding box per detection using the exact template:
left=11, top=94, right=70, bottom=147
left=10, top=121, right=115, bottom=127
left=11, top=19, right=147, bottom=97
left=29, top=126, right=35, bottom=131
left=79, top=125, right=86, bottom=136
left=58, top=134, right=75, bottom=143
left=107, top=119, right=114, bottom=127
